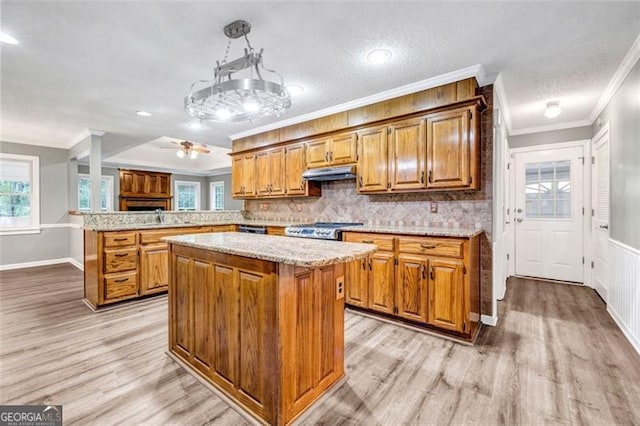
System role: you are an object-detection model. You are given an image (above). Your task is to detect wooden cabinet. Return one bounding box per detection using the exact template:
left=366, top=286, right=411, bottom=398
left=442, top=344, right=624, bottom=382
left=232, top=144, right=320, bottom=200
left=256, top=148, right=285, bottom=196
left=356, top=126, right=388, bottom=192
left=426, top=105, right=479, bottom=190
left=306, top=131, right=357, bottom=169
left=83, top=225, right=229, bottom=309
left=232, top=153, right=256, bottom=197
left=343, top=231, right=481, bottom=341
left=168, top=244, right=346, bottom=425
left=389, top=117, right=426, bottom=191
left=120, top=169, right=171, bottom=198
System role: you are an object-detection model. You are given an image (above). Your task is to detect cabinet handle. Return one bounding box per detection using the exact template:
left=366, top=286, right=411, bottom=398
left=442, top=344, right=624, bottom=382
left=362, top=258, right=366, bottom=270
left=421, top=171, right=425, bottom=183
left=368, top=258, right=372, bottom=271
left=420, top=244, right=436, bottom=249
left=329, top=151, right=333, bottom=162
left=325, top=152, right=329, bottom=162
left=114, top=238, right=128, bottom=242
left=430, top=266, right=434, bottom=280
left=428, top=170, right=432, bottom=183
left=114, top=253, right=128, bottom=257
left=300, top=180, right=305, bottom=190
left=361, top=239, right=374, bottom=244
left=421, top=265, right=426, bottom=279
left=359, top=176, right=363, bottom=187
left=114, top=278, right=129, bottom=283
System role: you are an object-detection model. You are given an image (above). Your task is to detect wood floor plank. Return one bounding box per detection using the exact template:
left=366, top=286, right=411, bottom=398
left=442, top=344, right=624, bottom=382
left=1, top=267, right=639, bottom=425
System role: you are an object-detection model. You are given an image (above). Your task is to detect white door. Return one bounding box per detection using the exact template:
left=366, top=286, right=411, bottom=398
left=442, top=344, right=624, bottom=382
left=591, top=128, right=609, bottom=300
left=514, top=146, right=584, bottom=282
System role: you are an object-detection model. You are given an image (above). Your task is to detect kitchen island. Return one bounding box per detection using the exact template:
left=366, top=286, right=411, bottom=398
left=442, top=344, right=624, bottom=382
left=163, top=232, right=376, bottom=425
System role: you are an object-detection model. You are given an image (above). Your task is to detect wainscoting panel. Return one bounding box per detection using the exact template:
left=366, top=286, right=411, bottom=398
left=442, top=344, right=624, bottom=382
left=608, top=239, right=640, bottom=354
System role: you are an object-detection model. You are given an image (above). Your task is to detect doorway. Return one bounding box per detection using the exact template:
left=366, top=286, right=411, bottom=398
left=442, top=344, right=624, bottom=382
left=512, top=143, right=585, bottom=283
left=591, top=125, right=609, bottom=300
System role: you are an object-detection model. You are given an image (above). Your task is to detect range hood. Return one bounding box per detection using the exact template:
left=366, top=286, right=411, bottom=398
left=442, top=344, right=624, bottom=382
left=302, top=165, right=357, bottom=181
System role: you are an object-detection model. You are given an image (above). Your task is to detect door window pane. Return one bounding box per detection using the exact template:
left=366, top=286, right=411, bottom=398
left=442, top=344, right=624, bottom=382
left=523, top=161, right=571, bottom=219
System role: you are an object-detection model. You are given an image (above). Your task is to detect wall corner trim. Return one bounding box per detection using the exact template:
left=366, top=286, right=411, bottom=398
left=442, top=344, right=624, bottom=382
left=481, top=315, right=498, bottom=326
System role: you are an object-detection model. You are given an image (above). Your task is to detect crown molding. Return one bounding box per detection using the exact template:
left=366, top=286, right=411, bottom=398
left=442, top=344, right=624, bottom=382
left=229, top=64, right=485, bottom=140
left=589, top=33, right=640, bottom=123
left=509, top=119, right=592, bottom=136
left=492, top=74, right=513, bottom=134
left=101, top=158, right=230, bottom=177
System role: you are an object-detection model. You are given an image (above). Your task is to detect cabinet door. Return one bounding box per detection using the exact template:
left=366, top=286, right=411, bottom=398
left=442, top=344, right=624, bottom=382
left=357, top=126, right=388, bottom=193
left=284, top=144, right=307, bottom=196
left=368, top=251, right=395, bottom=315
left=231, top=156, right=245, bottom=197
left=345, top=258, right=369, bottom=308
left=268, top=148, right=286, bottom=196
left=426, top=107, right=471, bottom=189
left=211, top=264, right=238, bottom=387
left=330, top=132, right=357, bottom=165
left=306, top=137, right=331, bottom=169
left=255, top=151, right=272, bottom=196
left=139, top=244, right=169, bottom=295
left=172, top=255, right=192, bottom=359
left=428, top=258, right=465, bottom=332
left=396, top=254, right=428, bottom=323
left=242, top=154, right=256, bottom=197
left=192, top=260, right=214, bottom=375
left=389, top=118, right=426, bottom=191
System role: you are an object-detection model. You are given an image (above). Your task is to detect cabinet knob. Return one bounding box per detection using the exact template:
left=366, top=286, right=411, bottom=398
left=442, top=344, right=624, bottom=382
left=359, top=176, right=363, bottom=187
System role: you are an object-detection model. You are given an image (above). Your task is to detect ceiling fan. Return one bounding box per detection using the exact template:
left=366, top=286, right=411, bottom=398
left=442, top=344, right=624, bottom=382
left=163, top=141, right=210, bottom=159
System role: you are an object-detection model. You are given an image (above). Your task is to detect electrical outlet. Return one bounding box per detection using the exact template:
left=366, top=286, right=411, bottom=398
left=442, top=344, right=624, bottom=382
left=430, top=202, right=438, bottom=214
left=336, top=276, right=344, bottom=300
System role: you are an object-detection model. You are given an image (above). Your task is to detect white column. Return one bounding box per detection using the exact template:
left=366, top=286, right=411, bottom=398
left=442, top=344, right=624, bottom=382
left=68, top=158, right=78, bottom=211
left=88, top=131, right=105, bottom=212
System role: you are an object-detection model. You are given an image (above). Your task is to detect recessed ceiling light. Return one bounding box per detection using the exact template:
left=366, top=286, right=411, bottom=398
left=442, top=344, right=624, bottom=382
left=367, top=49, right=392, bottom=64
left=136, top=110, right=152, bottom=117
left=285, top=85, right=304, bottom=96
left=0, top=32, right=19, bottom=45
left=544, top=101, right=561, bottom=118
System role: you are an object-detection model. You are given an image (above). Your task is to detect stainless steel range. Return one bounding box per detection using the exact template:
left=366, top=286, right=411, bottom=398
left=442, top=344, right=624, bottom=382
left=284, top=222, right=363, bottom=240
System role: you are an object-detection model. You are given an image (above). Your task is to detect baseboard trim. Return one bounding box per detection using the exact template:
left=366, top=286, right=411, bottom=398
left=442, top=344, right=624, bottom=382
left=608, top=305, right=640, bottom=356
left=0, top=257, right=79, bottom=271
left=481, top=315, right=498, bottom=326
left=67, top=257, right=84, bottom=271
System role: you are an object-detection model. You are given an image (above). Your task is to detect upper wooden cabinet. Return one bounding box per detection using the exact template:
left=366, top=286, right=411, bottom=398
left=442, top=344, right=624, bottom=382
left=306, top=131, right=357, bottom=169
left=357, top=101, right=481, bottom=194
left=426, top=105, right=479, bottom=190
left=356, top=126, right=388, bottom=193
left=231, top=144, right=320, bottom=199
left=255, top=147, right=285, bottom=197
left=119, top=169, right=171, bottom=198
left=232, top=153, right=256, bottom=197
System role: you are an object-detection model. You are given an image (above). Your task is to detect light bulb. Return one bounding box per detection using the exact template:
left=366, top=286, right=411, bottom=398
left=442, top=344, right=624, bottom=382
left=367, top=49, right=392, bottom=64
left=243, top=98, right=261, bottom=113
left=190, top=150, right=198, bottom=159
left=176, top=150, right=185, bottom=159
left=215, top=108, right=232, bottom=120
left=544, top=101, right=561, bottom=118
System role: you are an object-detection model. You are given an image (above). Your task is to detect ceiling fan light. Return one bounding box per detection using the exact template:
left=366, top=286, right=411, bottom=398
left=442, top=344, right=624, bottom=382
left=215, top=108, right=232, bottom=120
left=544, top=101, right=561, bottom=118
left=190, top=150, right=198, bottom=159
left=176, top=150, right=185, bottom=159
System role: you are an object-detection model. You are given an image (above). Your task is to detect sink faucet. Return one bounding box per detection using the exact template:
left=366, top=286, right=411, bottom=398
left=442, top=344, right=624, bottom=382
left=156, top=208, right=165, bottom=224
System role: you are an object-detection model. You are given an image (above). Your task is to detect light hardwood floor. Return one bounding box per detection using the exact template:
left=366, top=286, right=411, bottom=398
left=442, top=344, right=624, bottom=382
left=1, top=265, right=639, bottom=425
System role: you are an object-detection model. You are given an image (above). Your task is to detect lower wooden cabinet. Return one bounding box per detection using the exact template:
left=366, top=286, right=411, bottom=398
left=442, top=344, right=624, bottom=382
left=139, top=244, right=170, bottom=295
left=343, top=231, right=481, bottom=341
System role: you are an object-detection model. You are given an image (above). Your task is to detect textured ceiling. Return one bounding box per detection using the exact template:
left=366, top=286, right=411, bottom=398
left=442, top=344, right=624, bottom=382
left=1, top=1, right=639, bottom=163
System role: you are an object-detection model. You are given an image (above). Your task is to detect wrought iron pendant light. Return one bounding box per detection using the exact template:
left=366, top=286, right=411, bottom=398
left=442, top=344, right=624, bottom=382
left=184, top=20, right=291, bottom=123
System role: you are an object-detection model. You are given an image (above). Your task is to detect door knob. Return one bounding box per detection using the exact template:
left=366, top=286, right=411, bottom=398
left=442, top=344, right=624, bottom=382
left=599, top=224, right=609, bottom=229
left=516, top=218, right=523, bottom=223
left=517, top=208, right=523, bottom=213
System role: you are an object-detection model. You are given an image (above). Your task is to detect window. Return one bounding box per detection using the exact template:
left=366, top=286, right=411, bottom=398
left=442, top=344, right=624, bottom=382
left=525, top=161, right=571, bottom=219
left=78, top=174, right=114, bottom=212
left=0, top=153, right=40, bottom=233
left=210, top=181, right=224, bottom=211
left=175, top=181, right=200, bottom=211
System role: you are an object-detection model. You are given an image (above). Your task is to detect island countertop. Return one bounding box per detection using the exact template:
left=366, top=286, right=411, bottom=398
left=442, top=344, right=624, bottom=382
left=163, top=232, right=377, bottom=267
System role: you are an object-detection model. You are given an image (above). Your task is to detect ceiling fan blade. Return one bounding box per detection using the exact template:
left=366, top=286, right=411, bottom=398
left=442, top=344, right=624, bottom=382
left=193, top=147, right=210, bottom=154
left=169, top=141, right=182, bottom=146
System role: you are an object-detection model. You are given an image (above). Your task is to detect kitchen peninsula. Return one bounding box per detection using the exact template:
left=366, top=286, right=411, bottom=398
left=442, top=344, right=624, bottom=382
left=164, top=232, right=376, bottom=425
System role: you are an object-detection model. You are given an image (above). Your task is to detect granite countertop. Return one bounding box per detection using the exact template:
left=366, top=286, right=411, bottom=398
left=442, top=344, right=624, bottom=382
left=163, top=232, right=377, bottom=267
left=83, top=219, right=302, bottom=232
left=342, top=224, right=484, bottom=238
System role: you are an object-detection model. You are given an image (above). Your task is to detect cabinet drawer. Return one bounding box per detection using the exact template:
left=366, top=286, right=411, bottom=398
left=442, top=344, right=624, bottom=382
left=104, top=272, right=138, bottom=300
left=343, top=232, right=394, bottom=251
left=398, top=237, right=464, bottom=258
left=104, top=247, right=138, bottom=273
left=104, top=232, right=137, bottom=248
left=139, top=226, right=212, bottom=245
